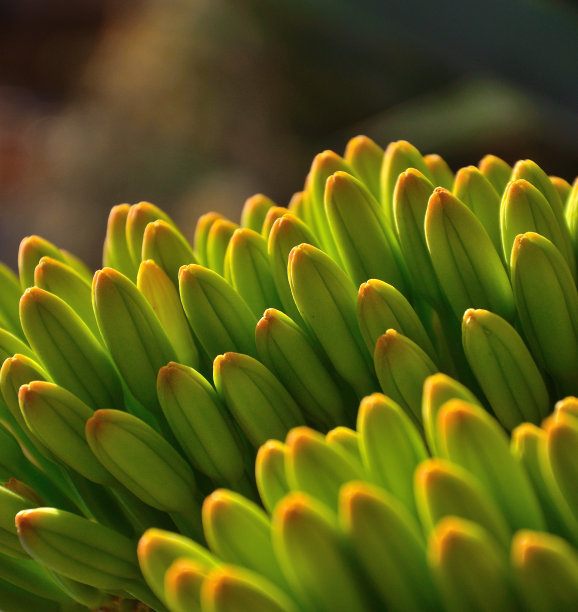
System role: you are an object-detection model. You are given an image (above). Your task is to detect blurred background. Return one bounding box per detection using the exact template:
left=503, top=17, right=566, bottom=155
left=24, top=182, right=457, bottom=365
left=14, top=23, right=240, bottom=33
left=1, top=0, right=577, bottom=270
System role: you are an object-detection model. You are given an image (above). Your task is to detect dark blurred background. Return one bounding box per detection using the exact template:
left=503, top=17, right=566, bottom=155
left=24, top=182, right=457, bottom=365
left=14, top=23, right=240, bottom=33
left=1, top=0, right=577, bottom=270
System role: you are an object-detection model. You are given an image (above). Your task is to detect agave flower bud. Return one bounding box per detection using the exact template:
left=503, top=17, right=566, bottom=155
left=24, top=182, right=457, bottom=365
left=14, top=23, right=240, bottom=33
left=428, top=517, right=518, bottom=612
left=437, top=399, right=545, bottom=532
left=202, top=565, right=298, bottom=612
left=511, top=530, right=578, bottom=610
left=288, top=243, right=376, bottom=398
left=256, top=308, right=348, bottom=430
left=424, top=153, right=454, bottom=190
left=462, top=308, right=550, bottom=429
left=500, top=178, right=575, bottom=276
left=393, top=169, right=446, bottom=306
left=511, top=423, right=578, bottom=544
left=224, top=228, right=281, bottom=317
left=93, top=267, right=177, bottom=415
left=272, top=492, right=371, bottom=611
left=157, top=362, right=246, bottom=486
left=102, top=203, right=137, bottom=279
left=240, top=194, right=276, bottom=232
left=193, top=212, right=224, bottom=266
left=374, top=329, right=438, bottom=424
left=0, top=484, right=35, bottom=559
left=138, top=528, right=218, bottom=605
left=164, top=558, right=208, bottom=612
left=15, top=507, right=142, bottom=591
left=511, top=232, right=578, bottom=395
left=478, top=154, right=512, bottom=194
left=34, top=256, right=100, bottom=339
left=85, top=409, right=201, bottom=538
left=340, top=481, right=437, bottom=611
left=287, top=191, right=305, bottom=217
left=20, top=286, right=124, bottom=411
left=381, top=140, right=432, bottom=227
left=179, top=264, right=258, bottom=360
left=206, top=218, right=239, bottom=276
left=425, top=188, right=515, bottom=321
left=453, top=165, right=502, bottom=254
left=202, top=489, right=287, bottom=589
left=550, top=175, right=572, bottom=204
left=138, top=261, right=200, bottom=369
left=261, top=207, right=291, bottom=238
left=542, top=411, right=578, bottom=519
left=325, top=171, right=408, bottom=293
left=421, top=373, right=482, bottom=455
left=414, top=458, right=511, bottom=549
left=306, top=149, right=353, bottom=261
left=344, top=135, right=384, bottom=200
left=125, top=201, right=176, bottom=269
left=554, top=395, right=578, bottom=421
left=267, top=213, right=319, bottom=325
left=357, top=393, right=427, bottom=514
left=18, top=381, right=113, bottom=485
left=18, top=235, right=70, bottom=291
left=0, top=262, right=25, bottom=340
left=284, top=426, right=365, bottom=510
left=325, top=426, right=362, bottom=466
left=255, top=440, right=290, bottom=514
left=0, top=353, right=49, bottom=436
left=214, top=352, right=303, bottom=448
left=45, top=571, right=111, bottom=609
left=142, top=219, right=198, bottom=285
left=357, top=279, right=438, bottom=362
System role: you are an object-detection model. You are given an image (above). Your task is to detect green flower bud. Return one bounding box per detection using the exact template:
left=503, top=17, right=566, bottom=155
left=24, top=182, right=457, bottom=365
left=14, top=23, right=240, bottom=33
left=261, top=207, right=291, bottom=239
left=381, top=140, right=432, bottom=228
left=34, top=257, right=100, bottom=340
left=424, top=153, right=454, bottom=190
left=255, top=440, right=290, bottom=514
left=511, top=530, right=578, bottom=611
left=0, top=484, right=36, bottom=559
left=414, top=458, right=511, bottom=549
left=340, top=481, right=437, bottom=611
left=357, top=393, right=427, bottom=514
left=428, top=517, right=518, bottom=612
left=511, top=232, right=578, bottom=395
left=157, top=362, right=246, bottom=485
left=202, top=565, right=298, bottom=612
left=325, top=171, right=408, bottom=293
left=142, top=219, right=198, bottom=286
left=284, top=426, right=365, bottom=510
left=18, top=235, right=68, bottom=291
left=288, top=243, right=376, bottom=398
left=102, top=203, right=137, bottom=279
left=164, top=558, right=208, bottom=612
left=206, top=218, right=238, bottom=276
left=325, top=427, right=362, bottom=467
left=15, top=507, right=141, bottom=591
left=437, top=399, right=545, bottom=532
left=125, top=201, right=176, bottom=269
left=425, top=188, right=514, bottom=321
left=203, top=489, right=286, bottom=589
left=20, top=287, right=124, bottom=411
left=453, top=165, right=502, bottom=255
left=179, top=264, right=258, bottom=361
left=478, top=154, right=512, bottom=194
left=93, top=267, right=177, bottom=415
left=267, top=213, right=319, bottom=326
left=224, top=228, right=281, bottom=317
left=137, top=260, right=200, bottom=369
left=241, top=194, right=276, bottom=232
left=0, top=262, right=24, bottom=340
left=344, top=135, right=384, bottom=200
left=193, top=212, right=225, bottom=267
left=272, top=492, right=371, bottom=611
left=462, top=308, right=550, bottom=429
left=213, top=353, right=303, bottom=448
left=19, top=381, right=113, bottom=485
left=85, top=409, right=200, bottom=529
left=256, top=308, right=348, bottom=430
